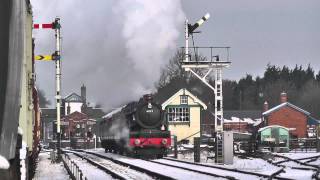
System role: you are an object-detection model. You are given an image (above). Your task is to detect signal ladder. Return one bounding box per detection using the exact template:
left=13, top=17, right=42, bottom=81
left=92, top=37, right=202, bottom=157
left=215, top=132, right=224, bottom=164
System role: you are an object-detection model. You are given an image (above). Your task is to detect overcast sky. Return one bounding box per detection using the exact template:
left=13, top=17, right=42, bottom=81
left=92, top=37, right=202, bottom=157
left=31, top=0, right=320, bottom=110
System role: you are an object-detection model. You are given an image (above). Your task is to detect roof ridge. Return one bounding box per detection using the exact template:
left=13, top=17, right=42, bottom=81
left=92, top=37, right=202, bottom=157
left=262, top=102, right=310, bottom=116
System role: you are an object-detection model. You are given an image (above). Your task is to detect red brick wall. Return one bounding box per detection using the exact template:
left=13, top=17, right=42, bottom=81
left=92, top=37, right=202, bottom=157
left=267, top=106, right=307, bottom=138
left=224, top=122, right=249, bottom=132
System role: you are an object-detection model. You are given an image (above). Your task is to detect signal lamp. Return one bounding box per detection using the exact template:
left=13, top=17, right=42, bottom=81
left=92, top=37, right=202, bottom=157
left=134, top=139, right=141, bottom=145
left=162, top=139, right=168, bottom=145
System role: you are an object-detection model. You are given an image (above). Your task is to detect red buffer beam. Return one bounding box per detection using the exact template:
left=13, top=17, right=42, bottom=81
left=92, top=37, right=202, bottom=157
left=33, top=23, right=53, bottom=29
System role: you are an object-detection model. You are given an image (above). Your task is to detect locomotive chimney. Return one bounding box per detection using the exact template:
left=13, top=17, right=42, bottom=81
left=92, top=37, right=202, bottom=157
left=144, top=94, right=153, bottom=109
left=81, top=84, right=86, bottom=104
left=280, top=92, right=287, bottom=103
left=263, top=101, right=269, bottom=112
left=143, top=94, right=152, bottom=102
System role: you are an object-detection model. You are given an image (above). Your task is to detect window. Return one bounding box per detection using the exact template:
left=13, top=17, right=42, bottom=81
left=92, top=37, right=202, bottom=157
left=167, top=107, right=190, bottom=122
left=180, top=95, right=188, bottom=104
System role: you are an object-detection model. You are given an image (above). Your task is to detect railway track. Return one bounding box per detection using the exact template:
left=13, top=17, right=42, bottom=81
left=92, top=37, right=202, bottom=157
left=68, top=150, right=227, bottom=179
left=81, top=150, right=294, bottom=180
left=236, top=152, right=320, bottom=179
left=157, top=157, right=291, bottom=180
left=64, top=150, right=159, bottom=180
left=81, top=150, right=232, bottom=179
left=67, top=149, right=320, bottom=180
left=272, top=154, right=320, bottom=179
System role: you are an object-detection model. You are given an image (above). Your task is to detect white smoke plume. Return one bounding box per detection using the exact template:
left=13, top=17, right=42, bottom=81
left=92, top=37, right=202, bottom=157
left=31, top=0, right=185, bottom=110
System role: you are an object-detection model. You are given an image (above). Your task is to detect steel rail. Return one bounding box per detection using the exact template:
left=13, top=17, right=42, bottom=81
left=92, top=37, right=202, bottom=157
left=162, top=157, right=292, bottom=180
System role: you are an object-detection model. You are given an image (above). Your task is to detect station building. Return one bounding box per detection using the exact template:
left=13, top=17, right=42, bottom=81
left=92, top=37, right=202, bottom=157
left=161, top=88, right=207, bottom=144
left=41, top=84, right=104, bottom=145
left=60, top=111, right=96, bottom=140
left=262, top=92, right=319, bottom=138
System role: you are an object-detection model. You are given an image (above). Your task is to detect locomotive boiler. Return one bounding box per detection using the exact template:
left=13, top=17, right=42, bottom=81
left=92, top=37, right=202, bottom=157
left=99, top=95, right=171, bottom=158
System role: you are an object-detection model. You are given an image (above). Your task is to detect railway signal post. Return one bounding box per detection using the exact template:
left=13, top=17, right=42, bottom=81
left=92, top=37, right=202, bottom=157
left=54, top=17, right=62, bottom=160
left=181, top=14, right=232, bottom=164
left=34, top=18, right=62, bottom=161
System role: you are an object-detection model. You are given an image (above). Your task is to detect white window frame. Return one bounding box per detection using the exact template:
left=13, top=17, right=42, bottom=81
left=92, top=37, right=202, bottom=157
left=180, top=95, right=188, bottom=105
left=167, top=107, right=190, bottom=122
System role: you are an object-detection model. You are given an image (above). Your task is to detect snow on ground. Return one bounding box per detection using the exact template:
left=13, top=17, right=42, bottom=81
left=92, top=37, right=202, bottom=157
left=171, top=150, right=282, bottom=175
left=68, top=151, right=152, bottom=180
left=66, top=153, right=113, bottom=180
left=309, top=159, right=320, bottom=166
left=278, top=168, right=314, bottom=180
left=154, top=159, right=261, bottom=180
left=89, top=148, right=319, bottom=179
left=213, top=156, right=281, bottom=175
left=279, top=160, right=315, bottom=169
left=275, top=152, right=320, bottom=159
left=33, top=151, right=69, bottom=180
left=88, top=149, right=223, bottom=180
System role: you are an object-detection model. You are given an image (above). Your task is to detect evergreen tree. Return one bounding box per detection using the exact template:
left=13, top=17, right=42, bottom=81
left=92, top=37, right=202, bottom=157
left=280, top=65, right=290, bottom=81
left=264, top=64, right=280, bottom=83
left=316, top=70, right=320, bottom=82
left=305, top=64, right=315, bottom=81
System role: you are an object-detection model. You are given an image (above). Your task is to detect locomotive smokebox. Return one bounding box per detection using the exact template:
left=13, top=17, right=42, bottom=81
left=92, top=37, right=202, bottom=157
left=136, top=95, right=163, bottom=129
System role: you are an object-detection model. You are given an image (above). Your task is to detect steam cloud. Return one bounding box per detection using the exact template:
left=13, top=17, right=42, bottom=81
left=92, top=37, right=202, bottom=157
left=32, top=0, right=185, bottom=110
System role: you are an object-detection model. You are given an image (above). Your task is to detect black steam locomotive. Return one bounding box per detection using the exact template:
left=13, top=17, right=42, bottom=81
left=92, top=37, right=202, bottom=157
left=99, top=95, right=170, bottom=158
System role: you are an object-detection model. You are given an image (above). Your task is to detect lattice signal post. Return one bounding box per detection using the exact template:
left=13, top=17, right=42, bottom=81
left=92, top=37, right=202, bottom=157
left=181, top=14, right=231, bottom=134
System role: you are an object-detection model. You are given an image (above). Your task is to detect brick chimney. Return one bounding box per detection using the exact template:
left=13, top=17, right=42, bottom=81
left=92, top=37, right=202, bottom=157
left=81, top=84, right=86, bottom=104
left=263, top=101, right=269, bottom=112
left=280, top=92, right=287, bottom=103
left=67, top=102, right=71, bottom=115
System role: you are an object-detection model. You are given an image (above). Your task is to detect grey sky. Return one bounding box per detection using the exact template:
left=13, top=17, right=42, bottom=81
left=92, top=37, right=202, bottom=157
left=31, top=0, right=320, bottom=110
left=181, top=0, right=320, bottom=79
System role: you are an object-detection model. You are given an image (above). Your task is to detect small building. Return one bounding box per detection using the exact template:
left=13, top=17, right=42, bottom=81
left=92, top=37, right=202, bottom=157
left=161, top=88, right=207, bottom=144
left=262, top=92, right=311, bottom=138
left=258, top=125, right=290, bottom=152
left=41, top=84, right=104, bottom=145
left=64, top=92, right=84, bottom=115
left=61, top=111, right=96, bottom=140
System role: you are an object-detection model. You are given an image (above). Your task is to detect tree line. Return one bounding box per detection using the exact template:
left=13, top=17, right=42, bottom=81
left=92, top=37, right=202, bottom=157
left=154, top=50, right=320, bottom=119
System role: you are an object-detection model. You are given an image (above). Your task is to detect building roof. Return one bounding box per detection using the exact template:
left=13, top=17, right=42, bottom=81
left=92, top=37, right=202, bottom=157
left=64, top=92, right=83, bottom=102
left=258, top=125, right=290, bottom=132
left=308, top=116, right=320, bottom=125
left=262, top=102, right=310, bottom=116
left=224, top=110, right=261, bottom=120
left=103, top=106, right=124, bottom=119
left=161, top=88, right=207, bottom=110
left=62, top=111, right=88, bottom=121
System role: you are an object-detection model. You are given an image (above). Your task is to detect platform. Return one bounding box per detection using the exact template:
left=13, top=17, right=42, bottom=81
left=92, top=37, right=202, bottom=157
left=33, top=151, right=69, bottom=180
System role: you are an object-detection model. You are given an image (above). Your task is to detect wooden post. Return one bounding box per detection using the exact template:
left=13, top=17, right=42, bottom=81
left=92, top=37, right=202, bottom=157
left=174, top=136, right=178, bottom=159
left=194, top=137, right=200, bottom=163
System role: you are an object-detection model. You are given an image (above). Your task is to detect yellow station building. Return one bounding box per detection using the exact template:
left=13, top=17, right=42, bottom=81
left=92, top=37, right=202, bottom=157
left=161, top=89, right=207, bottom=144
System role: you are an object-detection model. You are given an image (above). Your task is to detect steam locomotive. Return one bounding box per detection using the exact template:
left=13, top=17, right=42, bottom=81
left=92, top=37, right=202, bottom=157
left=99, top=95, right=171, bottom=158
